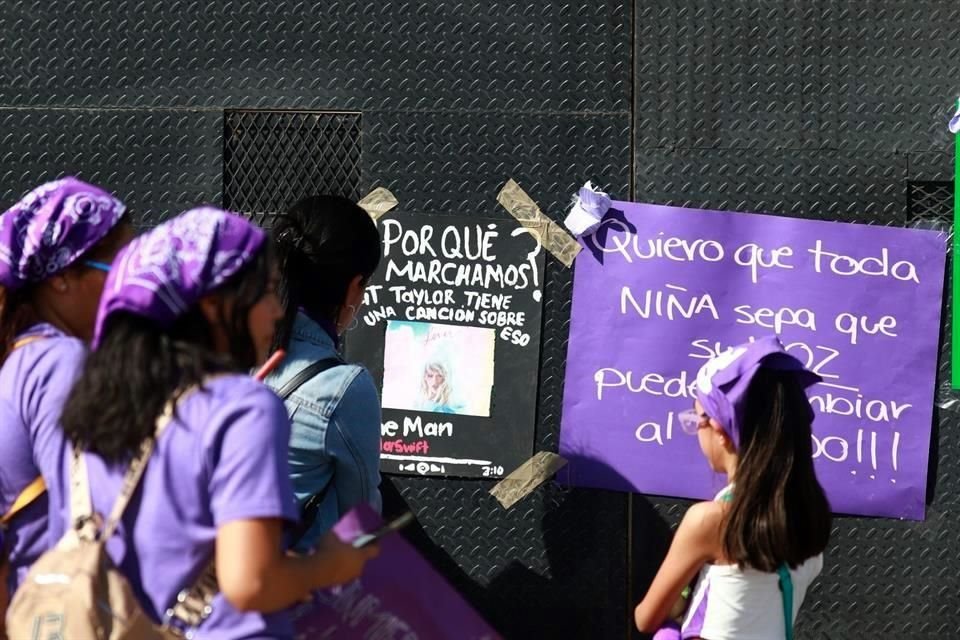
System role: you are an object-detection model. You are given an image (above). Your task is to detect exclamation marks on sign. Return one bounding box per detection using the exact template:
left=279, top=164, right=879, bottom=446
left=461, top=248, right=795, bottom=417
left=848, top=429, right=898, bottom=483
left=891, top=431, right=900, bottom=484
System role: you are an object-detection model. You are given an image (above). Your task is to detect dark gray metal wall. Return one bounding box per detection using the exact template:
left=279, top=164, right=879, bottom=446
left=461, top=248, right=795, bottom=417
left=0, top=2, right=956, bottom=638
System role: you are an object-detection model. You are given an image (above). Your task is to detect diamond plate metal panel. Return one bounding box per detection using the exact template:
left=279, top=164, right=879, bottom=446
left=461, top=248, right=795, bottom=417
left=908, top=151, right=954, bottom=183
left=635, top=2, right=819, bottom=150
left=809, top=1, right=960, bottom=154
left=0, top=108, right=222, bottom=228
left=635, top=148, right=908, bottom=224
left=635, top=1, right=960, bottom=153
left=0, top=0, right=630, bottom=114
left=363, top=112, right=630, bottom=220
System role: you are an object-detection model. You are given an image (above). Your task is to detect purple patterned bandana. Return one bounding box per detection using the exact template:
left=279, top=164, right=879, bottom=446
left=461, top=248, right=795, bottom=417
left=694, top=335, right=821, bottom=447
left=0, top=177, right=127, bottom=290
left=93, top=207, right=266, bottom=348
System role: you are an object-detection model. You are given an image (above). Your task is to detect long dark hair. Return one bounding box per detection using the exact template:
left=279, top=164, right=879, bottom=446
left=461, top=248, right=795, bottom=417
left=0, top=220, right=133, bottom=364
left=271, top=195, right=380, bottom=349
left=60, top=246, right=271, bottom=463
left=722, top=368, right=832, bottom=571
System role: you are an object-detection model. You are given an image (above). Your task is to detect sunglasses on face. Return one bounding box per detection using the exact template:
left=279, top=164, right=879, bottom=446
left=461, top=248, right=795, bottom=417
left=83, top=260, right=111, bottom=273
left=678, top=408, right=710, bottom=435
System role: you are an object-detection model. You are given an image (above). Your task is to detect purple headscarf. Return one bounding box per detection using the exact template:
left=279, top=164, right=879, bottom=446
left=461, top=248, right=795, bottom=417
left=93, top=207, right=266, bottom=348
left=694, top=335, right=821, bottom=447
left=0, top=177, right=127, bottom=290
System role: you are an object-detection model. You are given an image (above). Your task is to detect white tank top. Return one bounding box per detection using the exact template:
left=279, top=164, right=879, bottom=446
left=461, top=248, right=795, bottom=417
left=680, top=486, right=824, bottom=640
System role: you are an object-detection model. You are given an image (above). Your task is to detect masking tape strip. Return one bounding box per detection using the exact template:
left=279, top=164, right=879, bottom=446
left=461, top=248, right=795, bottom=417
left=496, top=179, right=582, bottom=267
left=489, top=451, right=568, bottom=509
left=358, top=187, right=399, bottom=220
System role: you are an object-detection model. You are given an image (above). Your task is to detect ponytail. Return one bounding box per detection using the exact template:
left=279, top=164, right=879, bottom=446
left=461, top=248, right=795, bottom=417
left=271, top=195, right=380, bottom=351
left=722, top=368, right=832, bottom=571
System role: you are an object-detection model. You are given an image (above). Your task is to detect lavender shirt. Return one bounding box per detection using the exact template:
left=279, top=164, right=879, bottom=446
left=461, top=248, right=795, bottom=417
left=48, top=375, right=299, bottom=639
left=0, top=323, right=81, bottom=593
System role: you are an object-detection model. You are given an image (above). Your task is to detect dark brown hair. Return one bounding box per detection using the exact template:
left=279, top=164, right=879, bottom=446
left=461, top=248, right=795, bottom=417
left=271, top=195, right=380, bottom=349
left=722, top=368, right=832, bottom=571
left=0, top=219, right=133, bottom=363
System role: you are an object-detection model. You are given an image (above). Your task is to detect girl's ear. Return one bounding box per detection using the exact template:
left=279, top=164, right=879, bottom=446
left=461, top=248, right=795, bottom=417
left=197, top=294, right=221, bottom=327
left=713, top=425, right=736, bottom=452
left=45, top=273, right=70, bottom=293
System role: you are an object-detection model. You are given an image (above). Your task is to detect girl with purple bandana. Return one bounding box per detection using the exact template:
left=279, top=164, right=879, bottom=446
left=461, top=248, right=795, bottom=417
left=55, top=207, right=376, bottom=639
left=0, top=178, right=133, bottom=597
left=634, top=336, right=831, bottom=640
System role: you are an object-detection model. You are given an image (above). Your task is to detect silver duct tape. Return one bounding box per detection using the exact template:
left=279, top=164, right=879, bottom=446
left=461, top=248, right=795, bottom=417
left=496, top=179, right=582, bottom=267
left=358, top=187, right=399, bottom=220
left=490, top=451, right=568, bottom=509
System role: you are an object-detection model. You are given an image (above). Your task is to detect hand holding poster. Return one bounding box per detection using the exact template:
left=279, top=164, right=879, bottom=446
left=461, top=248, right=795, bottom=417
left=292, top=505, right=501, bottom=640
left=559, top=202, right=946, bottom=519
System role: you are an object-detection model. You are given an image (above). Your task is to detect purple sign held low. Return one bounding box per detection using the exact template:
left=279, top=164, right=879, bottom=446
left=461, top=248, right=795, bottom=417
left=559, top=202, right=946, bottom=520
left=292, top=505, right=501, bottom=639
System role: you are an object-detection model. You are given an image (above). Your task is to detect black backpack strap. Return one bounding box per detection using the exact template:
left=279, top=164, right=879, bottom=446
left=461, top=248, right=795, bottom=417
left=289, top=485, right=333, bottom=548
left=274, top=356, right=345, bottom=547
left=275, top=356, right=344, bottom=400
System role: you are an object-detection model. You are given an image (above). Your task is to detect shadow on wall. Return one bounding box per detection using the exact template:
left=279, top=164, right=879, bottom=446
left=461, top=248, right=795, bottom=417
left=381, top=455, right=679, bottom=640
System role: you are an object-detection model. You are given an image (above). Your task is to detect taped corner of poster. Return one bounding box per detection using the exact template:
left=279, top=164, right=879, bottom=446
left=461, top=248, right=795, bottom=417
left=489, top=451, right=568, bottom=509
left=496, top=179, right=582, bottom=267
left=358, top=187, right=399, bottom=220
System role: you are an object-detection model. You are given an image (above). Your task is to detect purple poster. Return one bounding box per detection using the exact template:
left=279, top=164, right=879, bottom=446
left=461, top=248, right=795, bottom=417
left=293, top=505, right=501, bottom=639
left=559, top=201, right=946, bottom=520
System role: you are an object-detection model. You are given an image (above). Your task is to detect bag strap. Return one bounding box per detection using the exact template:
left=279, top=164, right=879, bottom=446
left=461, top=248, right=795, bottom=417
left=69, top=401, right=177, bottom=541
left=274, top=357, right=344, bottom=548
left=289, top=483, right=333, bottom=548
left=10, top=334, right=45, bottom=351
left=275, top=357, right=344, bottom=400
left=777, top=564, right=794, bottom=640
left=0, top=476, right=46, bottom=527
left=100, top=404, right=177, bottom=540
left=162, top=563, right=219, bottom=635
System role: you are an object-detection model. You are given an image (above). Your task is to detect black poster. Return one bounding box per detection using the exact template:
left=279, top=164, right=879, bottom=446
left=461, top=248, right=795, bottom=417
left=345, top=212, right=545, bottom=478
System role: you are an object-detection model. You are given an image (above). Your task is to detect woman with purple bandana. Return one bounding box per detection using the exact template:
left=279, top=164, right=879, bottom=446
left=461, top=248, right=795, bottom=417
left=0, top=178, right=133, bottom=597
left=56, top=207, right=376, bottom=639
left=634, top=336, right=831, bottom=640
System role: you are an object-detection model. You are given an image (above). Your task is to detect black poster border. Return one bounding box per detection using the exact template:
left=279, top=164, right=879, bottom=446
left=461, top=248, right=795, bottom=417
left=345, top=211, right=546, bottom=479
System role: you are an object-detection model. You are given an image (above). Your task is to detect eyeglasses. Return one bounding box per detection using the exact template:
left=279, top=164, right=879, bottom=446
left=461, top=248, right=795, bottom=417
left=678, top=408, right=710, bottom=435
left=83, top=260, right=111, bottom=273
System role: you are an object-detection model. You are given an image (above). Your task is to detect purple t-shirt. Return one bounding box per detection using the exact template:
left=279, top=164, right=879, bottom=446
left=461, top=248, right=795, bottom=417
left=50, top=375, right=299, bottom=640
left=0, top=323, right=81, bottom=592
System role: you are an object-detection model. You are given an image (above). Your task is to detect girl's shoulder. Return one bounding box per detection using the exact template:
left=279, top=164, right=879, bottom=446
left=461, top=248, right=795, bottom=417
left=682, top=499, right=727, bottom=532
left=181, top=374, right=287, bottom=423
left=675, top=499, right=727, bottom=562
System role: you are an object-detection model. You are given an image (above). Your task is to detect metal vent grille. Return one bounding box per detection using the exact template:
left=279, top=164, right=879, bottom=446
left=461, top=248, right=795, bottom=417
left=907, top=180, right=953, bottom=226
left=222, top=110, right=362, bottom=225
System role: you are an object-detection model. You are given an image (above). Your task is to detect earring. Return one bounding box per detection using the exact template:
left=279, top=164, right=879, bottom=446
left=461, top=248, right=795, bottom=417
left=337, top=304, right=359, bottom=334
